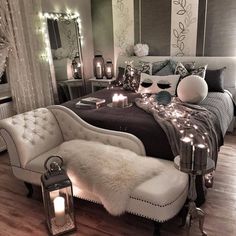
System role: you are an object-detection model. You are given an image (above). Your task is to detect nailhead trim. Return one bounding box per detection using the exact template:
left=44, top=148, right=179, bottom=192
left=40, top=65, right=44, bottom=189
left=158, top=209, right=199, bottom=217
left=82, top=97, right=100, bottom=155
left=130, top=183, right=188, bottom=207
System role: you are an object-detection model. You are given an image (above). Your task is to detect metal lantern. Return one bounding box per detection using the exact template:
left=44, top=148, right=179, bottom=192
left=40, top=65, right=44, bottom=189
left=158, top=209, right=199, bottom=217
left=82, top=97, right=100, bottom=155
left=93, top=55, right=104, bottom=79
left=104, top=60, right=114, bottom=79
left=41, top=156, right=76, bottom=236
left=72, top=53, right=82, bottom=79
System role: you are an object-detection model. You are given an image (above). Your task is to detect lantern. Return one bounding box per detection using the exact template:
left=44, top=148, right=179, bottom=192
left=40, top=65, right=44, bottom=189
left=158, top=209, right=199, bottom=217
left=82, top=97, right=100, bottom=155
left=93, top=55, right=104, bottom=79
left=104, top=60, right=114, bottom=79
left=72, top=53, right=82, bottom=79
left=41, top=156, right=76, bottom=236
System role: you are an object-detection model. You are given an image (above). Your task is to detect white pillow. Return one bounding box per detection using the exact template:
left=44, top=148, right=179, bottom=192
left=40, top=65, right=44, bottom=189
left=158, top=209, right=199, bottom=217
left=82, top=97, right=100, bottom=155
left=177, top=75, right=208, bottom=104
left=138, top=73, right=180, bottom=95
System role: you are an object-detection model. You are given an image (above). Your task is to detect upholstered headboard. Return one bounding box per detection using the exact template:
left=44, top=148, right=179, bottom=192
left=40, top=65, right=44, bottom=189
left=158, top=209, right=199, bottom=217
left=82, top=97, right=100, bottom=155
left=117, top=56, right=236, bottom=98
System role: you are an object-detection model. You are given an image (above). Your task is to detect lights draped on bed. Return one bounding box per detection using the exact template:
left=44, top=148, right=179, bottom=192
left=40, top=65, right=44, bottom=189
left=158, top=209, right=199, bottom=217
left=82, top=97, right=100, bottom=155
left=135, top=96, right=219, bottom=163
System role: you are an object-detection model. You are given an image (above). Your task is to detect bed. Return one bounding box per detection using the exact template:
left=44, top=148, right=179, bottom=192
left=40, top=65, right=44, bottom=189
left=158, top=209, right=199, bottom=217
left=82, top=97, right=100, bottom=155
left=63, top=56, right=235, bottom=159
left=62, top=56, right=235, bottom=204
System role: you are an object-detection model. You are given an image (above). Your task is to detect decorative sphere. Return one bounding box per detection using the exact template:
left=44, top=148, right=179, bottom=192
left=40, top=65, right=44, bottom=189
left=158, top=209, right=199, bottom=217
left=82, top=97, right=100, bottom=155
left=177, top=75, right=208, bottom=104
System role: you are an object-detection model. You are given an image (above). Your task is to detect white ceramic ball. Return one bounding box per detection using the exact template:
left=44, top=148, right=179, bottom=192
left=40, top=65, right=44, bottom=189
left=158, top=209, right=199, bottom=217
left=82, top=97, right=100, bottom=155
left=177, top=75, right=208, bottom=104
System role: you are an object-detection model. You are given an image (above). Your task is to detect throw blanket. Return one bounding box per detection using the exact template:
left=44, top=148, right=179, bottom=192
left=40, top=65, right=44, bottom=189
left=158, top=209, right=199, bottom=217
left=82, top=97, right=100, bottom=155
left=135, top=97, right=219, bottom=163
left=58, top=140, right=165, bottom=215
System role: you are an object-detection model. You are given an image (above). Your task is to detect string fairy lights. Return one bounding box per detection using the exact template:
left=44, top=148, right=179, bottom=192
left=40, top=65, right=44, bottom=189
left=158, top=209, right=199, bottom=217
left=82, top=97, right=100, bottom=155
left=37, top=10, right=83, bottom=62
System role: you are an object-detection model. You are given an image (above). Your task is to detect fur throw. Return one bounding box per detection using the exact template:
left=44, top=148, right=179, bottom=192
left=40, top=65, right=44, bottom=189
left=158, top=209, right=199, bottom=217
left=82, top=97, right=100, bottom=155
left=58, top=140, right=165, bottom=215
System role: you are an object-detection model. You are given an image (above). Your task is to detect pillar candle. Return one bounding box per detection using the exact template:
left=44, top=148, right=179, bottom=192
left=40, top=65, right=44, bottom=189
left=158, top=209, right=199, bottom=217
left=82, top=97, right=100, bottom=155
left=123, top=95, right=128, bottom=106
left=96, top=62, right=102, bottom=78
left=112, top=94, right=119, bottom=107
left=53, top=196, right=66, bottom=226
left=193, top=144, right=208, bottom=171
left=180, top=137, right=193, bottom=170
left=106, top=67, right=112, bottom=78
left=117, top=94, right=125, bottom=108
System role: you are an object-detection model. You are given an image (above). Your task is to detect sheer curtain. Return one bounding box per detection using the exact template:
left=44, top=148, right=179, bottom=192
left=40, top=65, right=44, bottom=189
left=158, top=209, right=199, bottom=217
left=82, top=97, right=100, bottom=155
left=0, top=0, right=55, bottom=113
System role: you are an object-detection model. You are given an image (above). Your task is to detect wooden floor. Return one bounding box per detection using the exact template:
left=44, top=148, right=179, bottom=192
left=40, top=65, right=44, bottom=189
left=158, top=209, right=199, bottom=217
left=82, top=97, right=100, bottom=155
left=0, top=133, right=236, bottom=236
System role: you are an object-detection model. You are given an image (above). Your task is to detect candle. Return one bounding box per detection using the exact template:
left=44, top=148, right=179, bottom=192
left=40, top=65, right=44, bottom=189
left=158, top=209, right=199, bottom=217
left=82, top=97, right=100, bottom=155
left=96, top=62, right=102, bottom=78
left=53, top=196, right=66, bottom=226
left=106, top=67, right=112, bottom=78
left=112, top=94, right=128, bottom=108
left=112, top=93, right=119, bottom=107
left=123, top=95, right=128, bottom=106
left=180, top=137, right=193, bottom=170
left=50, top=189, right=59, bottom=201
left=117, top=94, right=125, bottom=108
left=193, top=144, right=208, bottom=171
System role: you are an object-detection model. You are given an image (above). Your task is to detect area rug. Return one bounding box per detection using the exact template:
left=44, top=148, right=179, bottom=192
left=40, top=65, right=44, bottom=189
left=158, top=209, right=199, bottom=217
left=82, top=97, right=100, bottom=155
left=58, top=139, right=166, bottom=215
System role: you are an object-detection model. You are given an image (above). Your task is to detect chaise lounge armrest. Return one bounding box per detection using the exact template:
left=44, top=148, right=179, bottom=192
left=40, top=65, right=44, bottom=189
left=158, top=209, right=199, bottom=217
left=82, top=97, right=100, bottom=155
left=48, top=105, right=146, bottom=156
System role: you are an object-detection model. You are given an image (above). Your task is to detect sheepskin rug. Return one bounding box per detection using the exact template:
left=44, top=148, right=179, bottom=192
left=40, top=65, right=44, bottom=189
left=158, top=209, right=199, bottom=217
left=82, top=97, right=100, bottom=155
left=58, top=140, right=165, bottom=216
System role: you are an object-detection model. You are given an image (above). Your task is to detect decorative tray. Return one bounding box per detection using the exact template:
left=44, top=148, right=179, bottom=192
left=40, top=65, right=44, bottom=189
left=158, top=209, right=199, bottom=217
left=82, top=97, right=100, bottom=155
left=107, top=103, right=133, bottom=108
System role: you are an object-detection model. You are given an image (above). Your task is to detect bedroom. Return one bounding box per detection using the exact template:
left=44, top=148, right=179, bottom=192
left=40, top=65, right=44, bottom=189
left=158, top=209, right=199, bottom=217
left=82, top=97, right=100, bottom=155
left=0, top=0, right=236, bottom=235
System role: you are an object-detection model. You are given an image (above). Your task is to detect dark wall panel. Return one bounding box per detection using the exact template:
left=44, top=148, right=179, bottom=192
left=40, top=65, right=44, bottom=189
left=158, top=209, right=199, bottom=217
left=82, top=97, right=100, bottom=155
left=139, top=0, right=171, bottom=56
left=196, top=0, right=207, bottom=56
left=205, top=0, right=236, bottom=56
left=91, top=0, right=114, bottom=61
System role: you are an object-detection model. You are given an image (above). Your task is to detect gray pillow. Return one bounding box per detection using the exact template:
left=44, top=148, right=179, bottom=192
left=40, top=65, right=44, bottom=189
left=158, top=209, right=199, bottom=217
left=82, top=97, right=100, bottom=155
left=153, top=60, right=176, bottom=76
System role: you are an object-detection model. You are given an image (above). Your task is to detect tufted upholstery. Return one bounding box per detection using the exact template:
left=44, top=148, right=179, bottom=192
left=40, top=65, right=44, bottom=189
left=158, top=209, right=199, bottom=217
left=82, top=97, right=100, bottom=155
left=49, top=106, right=146, bottom=155
left=0, top=108, right=63, bottom=167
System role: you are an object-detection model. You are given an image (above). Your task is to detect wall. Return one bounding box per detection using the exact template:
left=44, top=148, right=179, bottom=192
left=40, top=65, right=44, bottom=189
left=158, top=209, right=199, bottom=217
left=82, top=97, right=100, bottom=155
left=41, top=0, right=94, bottom=79
left=134, top=0, right=171, bottom=56
left=91, top=0, right=114, bottom=62
left=92, top=0, right=236, bottom=60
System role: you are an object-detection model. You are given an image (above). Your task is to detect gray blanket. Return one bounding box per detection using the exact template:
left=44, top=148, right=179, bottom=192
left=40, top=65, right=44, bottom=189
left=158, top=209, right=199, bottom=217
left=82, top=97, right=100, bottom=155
left=135, top=97, right=219, bottom=163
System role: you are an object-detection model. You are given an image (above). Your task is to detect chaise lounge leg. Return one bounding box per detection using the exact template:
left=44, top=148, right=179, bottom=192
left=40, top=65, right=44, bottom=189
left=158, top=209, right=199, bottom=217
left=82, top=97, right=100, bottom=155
left=153, top=221, right=161, bottom=236
left=24, top=182, right=33, bottom=198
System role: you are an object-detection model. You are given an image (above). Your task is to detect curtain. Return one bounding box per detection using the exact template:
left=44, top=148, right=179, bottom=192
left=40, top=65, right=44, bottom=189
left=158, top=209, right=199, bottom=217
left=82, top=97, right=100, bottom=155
left=0, top=0, right=55, bottom=113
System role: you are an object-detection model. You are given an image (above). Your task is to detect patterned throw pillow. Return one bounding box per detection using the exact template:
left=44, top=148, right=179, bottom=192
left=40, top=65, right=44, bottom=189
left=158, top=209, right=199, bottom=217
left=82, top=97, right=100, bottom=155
left=175, top=62, right=207, bottom=79
left=152, top=60, right=177, bottom=75
left=123, top=63, right=151, bottom=92
left=137, top=73, right=180, bottom=95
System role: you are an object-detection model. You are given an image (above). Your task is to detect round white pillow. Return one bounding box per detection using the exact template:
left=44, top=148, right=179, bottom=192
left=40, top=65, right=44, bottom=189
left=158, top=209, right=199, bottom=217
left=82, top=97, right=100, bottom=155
left=177, top=75, right=208, bottom=104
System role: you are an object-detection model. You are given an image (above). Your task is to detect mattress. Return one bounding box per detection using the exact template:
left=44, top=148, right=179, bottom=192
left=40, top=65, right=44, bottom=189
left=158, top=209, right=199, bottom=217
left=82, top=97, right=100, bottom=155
left=63, top=87, right=234, bottom=160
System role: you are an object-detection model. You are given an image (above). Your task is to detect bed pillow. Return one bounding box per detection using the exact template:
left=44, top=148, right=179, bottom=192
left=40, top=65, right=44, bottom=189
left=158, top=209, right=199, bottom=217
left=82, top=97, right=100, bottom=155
left=152, top=60, right=176, bottom=75
left=204, top=67, right=226, bottom=93
left=138, top=73, right=180, bottom=95
left=123, top=63, right=151, bottom=92
left=175, top=62, right=207, bottom=79
left=177, top=75, right=208, bottom=104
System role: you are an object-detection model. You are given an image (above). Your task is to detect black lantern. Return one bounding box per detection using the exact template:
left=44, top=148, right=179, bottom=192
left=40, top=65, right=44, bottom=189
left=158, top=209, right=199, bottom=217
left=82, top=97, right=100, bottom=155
left=104, top=60, right=114, bottom=79
left=41, top=156, right=76, bottom=236
left=72, top=53, right=82, bottom=79
left=93, top=55, right=104, bottom=79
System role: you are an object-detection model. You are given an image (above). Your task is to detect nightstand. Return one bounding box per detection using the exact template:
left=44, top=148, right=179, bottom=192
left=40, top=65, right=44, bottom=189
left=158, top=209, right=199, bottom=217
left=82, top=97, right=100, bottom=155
left=59, top=79, right=84, bottom=100
left=89, top=77, right=116, bottom=93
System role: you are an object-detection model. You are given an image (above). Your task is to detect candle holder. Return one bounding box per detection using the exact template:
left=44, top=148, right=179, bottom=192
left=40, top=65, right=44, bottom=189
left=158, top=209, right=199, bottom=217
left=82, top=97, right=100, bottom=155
left=104, top=60, right=114, bottom=79
left=72, top=53, right=82, bottom=79
left=93, top=55, right=104, bottom=79
left=41, top=156, right=76, bottom=236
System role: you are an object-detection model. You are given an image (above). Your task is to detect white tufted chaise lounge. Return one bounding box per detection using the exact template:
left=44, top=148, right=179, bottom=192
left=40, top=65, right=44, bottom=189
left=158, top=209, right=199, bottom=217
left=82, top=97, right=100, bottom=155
left=0, top=105, right=188, bottom=234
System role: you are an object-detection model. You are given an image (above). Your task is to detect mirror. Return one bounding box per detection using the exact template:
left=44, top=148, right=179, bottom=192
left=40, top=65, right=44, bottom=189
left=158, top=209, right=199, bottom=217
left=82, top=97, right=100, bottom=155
left=44, top=12, right=85, bottom=103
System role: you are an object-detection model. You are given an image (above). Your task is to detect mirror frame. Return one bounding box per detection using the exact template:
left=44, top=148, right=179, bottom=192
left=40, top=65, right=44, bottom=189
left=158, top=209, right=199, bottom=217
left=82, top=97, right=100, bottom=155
left=43, top=12, right=86, bottom=99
